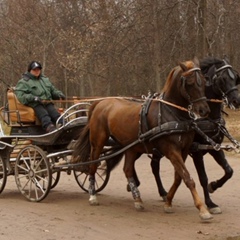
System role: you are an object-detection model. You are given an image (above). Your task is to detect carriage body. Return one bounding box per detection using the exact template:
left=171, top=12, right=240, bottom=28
left=0, top=91, right=110, bottom=202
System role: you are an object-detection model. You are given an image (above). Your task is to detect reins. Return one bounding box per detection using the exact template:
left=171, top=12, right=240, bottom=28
left=152, top=98, right=223, bottom=118
left=41, top=96, right=145, bottom=104
left=155, top=99, right=188, bottom=112
left=42, top=97, right=224, bottom=111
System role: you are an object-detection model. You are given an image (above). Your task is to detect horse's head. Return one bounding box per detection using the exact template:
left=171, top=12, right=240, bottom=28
left=201, top=56, right=240, bottom=109
left=176, top=57, right=210, bottom=119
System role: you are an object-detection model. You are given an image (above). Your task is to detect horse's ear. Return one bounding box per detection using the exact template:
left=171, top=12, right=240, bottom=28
left=193, top=56, right=200, bottom=67
left=179, top=61, right=188, bottom=72
left=223, top=55, right=230, bottom=64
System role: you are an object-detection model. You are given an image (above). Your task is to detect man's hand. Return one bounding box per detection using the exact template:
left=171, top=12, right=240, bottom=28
left=59, top=93, right=66, bottom=100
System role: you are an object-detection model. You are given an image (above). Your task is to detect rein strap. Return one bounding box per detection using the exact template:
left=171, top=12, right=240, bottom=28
left=156, top=99, right=188, bottom=112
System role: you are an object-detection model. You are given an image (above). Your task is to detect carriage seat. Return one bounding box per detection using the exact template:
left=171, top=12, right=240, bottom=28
left=6, top=89, right=38, bottom=124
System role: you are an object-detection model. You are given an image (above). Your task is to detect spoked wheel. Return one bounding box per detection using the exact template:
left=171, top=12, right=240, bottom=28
left=15, top=145, right=52, bottom=202
left=73, top=160, right=110, bottom=193
left=48, top=157, right=61, bottom=189
left=0, top=155, right=7, bottom=194
left=51, top=170, right=61, bottom=189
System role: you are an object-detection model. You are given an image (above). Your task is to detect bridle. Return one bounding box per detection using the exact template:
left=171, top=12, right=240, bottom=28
left=180, top=67, right=207, bottom=119
left=208, top=63, right=238, bottom=105
left=157, top=67, right=207, bottom=120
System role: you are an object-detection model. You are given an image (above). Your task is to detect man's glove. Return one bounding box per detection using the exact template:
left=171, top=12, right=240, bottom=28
left=34, top=96, right=42, bottom=103
left=58, top=93, right=66, bottom=100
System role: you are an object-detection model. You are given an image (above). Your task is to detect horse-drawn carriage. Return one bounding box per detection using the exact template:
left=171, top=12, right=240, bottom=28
left=0, top=56, right=240, bottom=221
left=0, top=89, right=111, bottom=202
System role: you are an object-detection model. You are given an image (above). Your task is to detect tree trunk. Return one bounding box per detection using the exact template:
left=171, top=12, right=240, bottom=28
left=198, top=0, right=207, bottom=57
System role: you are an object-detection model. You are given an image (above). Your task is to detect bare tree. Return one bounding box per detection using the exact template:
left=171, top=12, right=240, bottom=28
left=0, top=0, right=240, bottom=106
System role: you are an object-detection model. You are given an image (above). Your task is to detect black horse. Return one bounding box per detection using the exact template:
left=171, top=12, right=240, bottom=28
left=138, top=57, right=240, bottom=214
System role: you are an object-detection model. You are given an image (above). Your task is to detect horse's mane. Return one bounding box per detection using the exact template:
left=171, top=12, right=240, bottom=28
left=200, top=57, right=223, bottom=74
left=162, top=60, right=194, bottom=93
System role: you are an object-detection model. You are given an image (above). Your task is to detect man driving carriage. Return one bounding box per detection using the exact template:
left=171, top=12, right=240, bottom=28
left=15, top=61, right=66, bottom=133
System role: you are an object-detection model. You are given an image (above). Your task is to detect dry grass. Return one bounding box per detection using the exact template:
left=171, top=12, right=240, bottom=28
left=224, top=108, right=240, bottom=142
left=221, top=108, right=240, bottom=157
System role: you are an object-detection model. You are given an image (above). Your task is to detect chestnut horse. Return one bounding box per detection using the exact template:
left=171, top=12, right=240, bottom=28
left=72, top=57, right=211, bottom=220
left=133, top=57, right=240, bottom=214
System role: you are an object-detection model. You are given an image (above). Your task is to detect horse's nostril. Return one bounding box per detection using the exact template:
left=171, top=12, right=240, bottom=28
left=199, top=109, right=204, bottom=117
left=231, top=99, right=240, bottom=108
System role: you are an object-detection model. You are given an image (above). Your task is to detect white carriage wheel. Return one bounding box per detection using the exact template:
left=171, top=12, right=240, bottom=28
left=14, top=145, right=52, bottom=202
left=0, top=155, right=7, bottom=194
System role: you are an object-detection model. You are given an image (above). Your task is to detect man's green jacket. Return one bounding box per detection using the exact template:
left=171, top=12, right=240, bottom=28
left=15, top=72, right=63, bottom=108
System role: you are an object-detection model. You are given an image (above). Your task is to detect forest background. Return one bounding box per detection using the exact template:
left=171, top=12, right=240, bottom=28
left=0, top=0, right=239, bottom=105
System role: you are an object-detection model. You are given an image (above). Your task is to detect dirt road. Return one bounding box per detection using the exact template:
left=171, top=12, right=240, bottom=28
left=0, top=153, right=240, bottom=240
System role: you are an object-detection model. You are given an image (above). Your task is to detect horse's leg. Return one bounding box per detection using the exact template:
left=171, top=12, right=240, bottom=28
left=88, top=163, right=99, bottom=205
left=127, top=153, right=142, bottom=192
left=124, top=150, right=144, bottom=211
left=207, top=150, right=233, bottom=193
left=130, top=153, right=168, bottom=201
left=88, top=134, right=108, bottom=205
left=191, top=151, right=222, bottom=214
left=88, top=154, right=103, bottom=205
left=127, top=168, right=140, bottom=192
left=165, top=150, right=212, bottom=220
left=150, top=154, right=168, bottom=201
left=164, top=169, right=182, bottom=213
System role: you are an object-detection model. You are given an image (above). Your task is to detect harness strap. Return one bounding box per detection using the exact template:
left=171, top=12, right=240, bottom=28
left=193, top=119, right=223, bottom=142
left=157, top=99, right=188, bottom=112
left=139, top=95, right=154, bottom=136
left=191, top=122, right=221, bottom=151
left=218, top=124, right=240, bottom=148
left=149, top=121, right=193, bottom=142
left=215, top=64, right=232, bottom=73
left=138, top=95, right=156, bottom=157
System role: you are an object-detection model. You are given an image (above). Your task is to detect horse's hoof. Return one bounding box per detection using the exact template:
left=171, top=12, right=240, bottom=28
left=126, top=184, right=131, bottom=192
left=199, top=211, right=213, bottom=221
left=89, top=195, right=99, bottom=206
left=207, top=183, right=214, bottom=193
left=134, top=201, right=144, bottom=211
left=164, top=204, right=174, bottom=213
left=209, top=207, right=222, bottom=214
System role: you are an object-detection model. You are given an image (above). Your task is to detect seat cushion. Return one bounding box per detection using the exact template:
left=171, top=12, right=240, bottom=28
left=7, top=90, right=36, bottom=123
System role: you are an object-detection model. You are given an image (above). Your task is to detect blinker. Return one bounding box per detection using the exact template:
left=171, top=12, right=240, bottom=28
left=196, top=72, right=202, bottom=86
left=181, top=76, right=186, bottom=88
left=228, top=69, right=235, bottom=80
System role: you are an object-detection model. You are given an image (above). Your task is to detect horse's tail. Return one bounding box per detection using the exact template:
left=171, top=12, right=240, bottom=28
left=72, top=124, right=90, bottom=163
left=71, top=100, right=103, bottom=163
